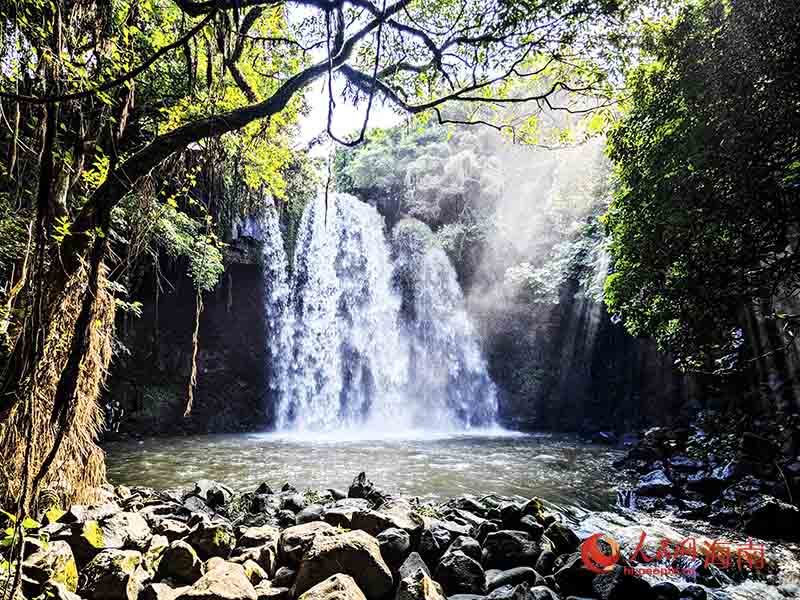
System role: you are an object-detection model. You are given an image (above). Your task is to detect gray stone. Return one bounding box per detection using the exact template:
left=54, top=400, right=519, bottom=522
left=292, top=530, right=393, bottom=600
left=482, top=531, right=540, bottom=570
left=278, top=521, right=335, bottom=566
left=187, top=523, right=236, bottom=560
left=395, top=572, right=446, bottom=600
left=636, top=470, right=673, bottom=497
left=156, top=540, right=203, bottom=585
left=296, top=505, right=325, bottom=524
left=435, top=551, right=485, bottom=596
left=23, top=540, right=79, bottom=592
left=176, top=561, right=257, bottom=600
left=297, top=574, right=366, bottom=600
left=486, top=567, right=542, bottom=592
left=398, top=552, right=430, bottom=582
left=79, top=549, right=145, bottom=600
left=377, top=527, right=411, bottom=570
left=446, top=536, right=482, bottom=563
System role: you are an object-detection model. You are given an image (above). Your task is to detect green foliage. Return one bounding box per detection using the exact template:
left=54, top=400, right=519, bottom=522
left=604, top=0, right=800, bottom=372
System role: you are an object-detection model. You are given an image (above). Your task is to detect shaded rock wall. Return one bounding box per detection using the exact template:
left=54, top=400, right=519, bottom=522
left=475, top=280, right=691, bottom=433
left=106, top=258, right=268, bottom=435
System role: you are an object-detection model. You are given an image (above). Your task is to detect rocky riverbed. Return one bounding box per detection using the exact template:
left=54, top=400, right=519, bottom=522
left=3, top=473, right=799, bottom=600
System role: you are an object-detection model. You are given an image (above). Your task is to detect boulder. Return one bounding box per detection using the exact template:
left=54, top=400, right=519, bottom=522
left=418, top=522, right=453, bottom=566
left=297, top=574, right=366, bottom=600
left=528, top=587, right=558, bottom=600
left=482, top=531, right=540, bottom=569
left=280, top=494, right=307, bottom=514
left=292, top=530, right=393, bottom=600
left=276, top=510, right=296, bottom=528
left=398, top=553, right=431, bottom=582
left=230, top=545, right=276, bottom=577
left=445, top=536, right=482, bottom=563
left=743, top=495, right=800, bottom=540
left=278, top=522, right=335, bottom=566
left=142, top=583, right=191, bottom=600
left=395, top=572, right=446, bottom=600
left=23, top=540, right=79, bottom=592
left=487, top=583, right=530, bottom=599
left=187, top=523, right=236, bottom=560
left=272, top=567, right=296, bottom=589
left=434, top=551, right=485, bottom=596
left=296, top=505, right=324, bottom=525
left=679, top=585, right=707, bottom=600
left=348, top=472, right=376, bottom=500
left=652, top=581, right=681, bottom=600
left=190, top=481, right=234, bottom=509
left=156, top=540, right=203, bottom=584
left=241, top=560, right=268, bottom=586
left=534, top=551, right=555, bottom=576
left=636, top=470, right=673, bottom=497
left=255, top=483, right=273, bottom=496
left=237, top=526, right=280, bottom=551
left=100, top=512, right=152, bottom=551
left=542, top=522, right=579, bottom=555
left=253, top=583, right=290, bottom=600
left=176, top=561, right=256, bottom=600
left=53, top=520, right=112, bottom=567
left=143, top=535, right=170, bottom=576
left=377, top=527, right=411, bottom=570
left=486, top=567, right=543, bottom=592
left=79, top=549, right=145, bottom=600
left=517, top=516, right=543, bottom=539
left=551, top=553, right=595, bottom=598
left=592, top=564, right=651, bottom=600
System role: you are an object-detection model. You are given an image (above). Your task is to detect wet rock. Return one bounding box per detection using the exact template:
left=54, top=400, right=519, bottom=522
left=519, top=498, right=548, bottom=524
left=349, top=472, right=376, bottom=500
left=669, top=456, right=704, bottom=472
left=278, top=522, right=335, bottom=566
left=176, top=561, right=257, bottom=600
left=241, top=560, right=268, bottom=586
left=101, top=512, right=152, bottom=551
left=679, top=585, right=707, bottom=599
left=276, top=511, right=296, bottom=528
left=473, top=521, right=499, bottom=544
left=377, top=527, right=411, bottom=571
left=517, top=516, right=544, bottom=540
left=487, top=583, right=530, bottom=599
left=676, top=499, right=710, bottom=519
left=592, top=564, right=651, bottom=600
left=418, top=522, right=453, bottom=565
left=652, top=581, right=681, bottom=600
left=296, top=505, right=324, bottom=524
left=528, top=587, right=558, bottom=600
left=255, top=483, right=273, bottom=496
left=190, top=481, right=234, bottom=509
left=154, top=519, right=190, bottom=542
left=156, top=541, right=203, bottom=584
left=482, top=531, right=540, bottom=570
left=327, top=488, right=347, bottom=500
left=238, top=526, right=280, bottom=550
left=499, top=503, right=521, bottom=529
left=636, top=470, right=673, bottom=497
left=79, top=549, right=145, bottom=600
left=534, top=551, right=556, bottom=576
left=292, top=530, right=393, bottom=600
left=542, top=522, right=579, bottom=555
left=486, top=567, right=543, bottom=592
left=249, top=496, right=273, bottom=515
left=398, top=552, right=431, bottom=581
left=272, top=567, right=296, bottom=588
left=395, top=572, right=446, bottom=600
left=552, top=553, right=595, bottom=598
left=435, top=551, right=485, bottom=596
left=187, top=523, right=236, bottom=560
left=23, top=540, right=79, bottom=592
left=142, top=583, right=191, bottom=600
left=253, top=582, right=289, bottom=600
left=281, top=494, right=307, bottom=514
left=743, top=495, right=800, bottom=540
left=446, top=536, right=482, bottom=563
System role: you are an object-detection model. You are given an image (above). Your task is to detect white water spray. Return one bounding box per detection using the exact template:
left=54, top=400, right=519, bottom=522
left=266, top=193, right=498, bottom=432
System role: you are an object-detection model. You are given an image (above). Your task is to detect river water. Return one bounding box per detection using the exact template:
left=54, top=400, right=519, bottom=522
left=104, top=431, right=623, bottom=511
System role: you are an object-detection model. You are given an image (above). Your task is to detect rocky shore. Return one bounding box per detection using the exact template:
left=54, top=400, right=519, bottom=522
left=2, top=473, right=796, bottom=600
left=614, top=415, right=800, bottom=542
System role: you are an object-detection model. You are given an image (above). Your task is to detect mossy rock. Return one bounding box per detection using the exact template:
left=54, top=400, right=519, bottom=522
left=23, top=540, right=79, bottom=592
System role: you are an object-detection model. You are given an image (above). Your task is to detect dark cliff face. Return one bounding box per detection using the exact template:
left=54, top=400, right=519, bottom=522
left=476, top=280, right=690, bottom=433
left=106, top=258, right=268, bottom=435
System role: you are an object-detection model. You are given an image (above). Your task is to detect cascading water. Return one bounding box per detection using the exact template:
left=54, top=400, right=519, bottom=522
left=265, top=193, right=498, bottom=432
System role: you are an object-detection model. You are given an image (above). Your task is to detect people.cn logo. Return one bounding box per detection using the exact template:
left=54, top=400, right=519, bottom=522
left=581, top=533, right=621, bottom=574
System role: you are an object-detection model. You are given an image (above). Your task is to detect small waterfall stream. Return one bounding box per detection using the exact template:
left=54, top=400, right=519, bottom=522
left=263, top=193, right=498, bottom=432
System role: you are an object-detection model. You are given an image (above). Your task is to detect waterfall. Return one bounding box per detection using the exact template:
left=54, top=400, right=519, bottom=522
left=262, top=206, right=293, bottom=405
left=264, top=193, right=498, bottom=432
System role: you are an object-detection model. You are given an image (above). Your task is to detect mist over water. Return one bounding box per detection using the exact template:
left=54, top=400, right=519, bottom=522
left=265, top=193, right=497, bottom=433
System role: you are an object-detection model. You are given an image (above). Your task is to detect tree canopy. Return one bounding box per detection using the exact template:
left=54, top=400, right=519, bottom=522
left=603, top=0, right=800, bottom=373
